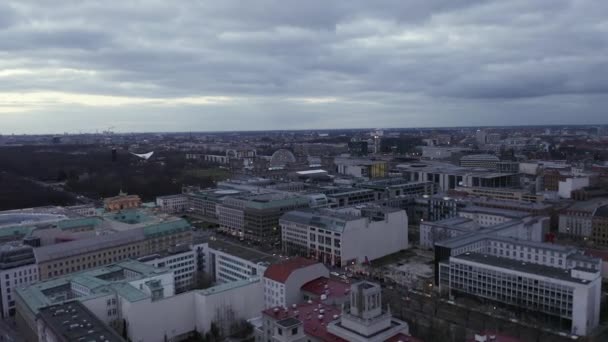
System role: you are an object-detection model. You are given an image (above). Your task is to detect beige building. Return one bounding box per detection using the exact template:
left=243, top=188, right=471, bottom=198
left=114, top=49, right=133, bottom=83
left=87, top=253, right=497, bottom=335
left=34, top=220, right=192, bottom=280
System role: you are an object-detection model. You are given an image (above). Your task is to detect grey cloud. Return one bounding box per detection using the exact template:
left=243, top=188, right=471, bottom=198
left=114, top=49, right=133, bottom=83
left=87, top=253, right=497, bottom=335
left=0, top=0, right=607, bottom=133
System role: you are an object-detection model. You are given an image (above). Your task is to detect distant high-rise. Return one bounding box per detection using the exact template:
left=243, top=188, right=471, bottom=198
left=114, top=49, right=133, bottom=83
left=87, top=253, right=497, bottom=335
left=475, top=129, right=487, bottom=145
left=111, top=148, right=117, bottom=162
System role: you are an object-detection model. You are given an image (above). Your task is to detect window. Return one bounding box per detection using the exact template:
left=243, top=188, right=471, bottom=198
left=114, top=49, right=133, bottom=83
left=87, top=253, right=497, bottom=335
left=292, top=327, right=298, bottom=335
left=278, top=328, right=282, bottom=336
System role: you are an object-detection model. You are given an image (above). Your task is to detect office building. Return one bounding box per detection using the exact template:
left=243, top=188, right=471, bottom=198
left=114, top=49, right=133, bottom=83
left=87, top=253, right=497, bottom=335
left=476, top=129, right=488, bottom=145
left=280, top=206, right=408, bottom=267
left=324, top=188, right=378, bottom=208
left=435, top=234, right=602, bottom=336
left=348, top=140, right=369, bottom=156
left=17, top=259, right=264, bottom=342
left=0, top=245, right=38, bottom=318
left=334, top=157, right=388, bottom=179
left=398, top=162, right=518, bottom=192
left=138, top=243, right=207, bottom=293
left=16, top=260, right=175, bottom=342
left=34, top=219, right=192, bottom=280
left=452, top=186, right=543, bottom=203
left=218, top=193, right=309, bottom=243
left=460, top=154, right=500, bottom=169
left=591, top=205, right=608, bottom=247
left=187, top=188, right=246, bottom=222
left=207, top=239, right=278, bottom=284
left=357, top=178, right=435, bottom=199
left=155, top=194, right=189, bottom=213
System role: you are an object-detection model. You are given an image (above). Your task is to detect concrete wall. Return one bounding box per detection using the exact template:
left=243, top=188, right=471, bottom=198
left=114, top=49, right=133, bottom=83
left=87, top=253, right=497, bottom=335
left=121, top=279, right=264, bottom=342
left=342, top=211, right=408, bottom=264
left=284, top=264, right=329, bottom=307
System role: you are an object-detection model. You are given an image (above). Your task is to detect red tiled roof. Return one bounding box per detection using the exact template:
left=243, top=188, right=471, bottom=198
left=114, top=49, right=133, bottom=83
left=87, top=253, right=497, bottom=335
left=386, top=333, right=425, bottom=342
left=264, top=257, right=319, bottom=283
left=585, top=248, right=608, bottom=261
left=262, top=301, right=347, bottom=342
left=301, top=277, right=351, bottom=301
left=466, top=332, right=523, bottom=342
left=262, top=301, right=419, bottom=342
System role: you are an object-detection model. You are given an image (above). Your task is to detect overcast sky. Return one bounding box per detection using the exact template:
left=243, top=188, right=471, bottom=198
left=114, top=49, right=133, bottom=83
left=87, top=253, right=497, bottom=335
left=0, top=1, right=607, bottom=134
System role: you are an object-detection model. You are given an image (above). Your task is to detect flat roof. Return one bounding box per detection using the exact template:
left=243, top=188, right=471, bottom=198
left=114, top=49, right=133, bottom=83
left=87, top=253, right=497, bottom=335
left=17, top=260, right=171, bottom=315
left=38, top=301, right=125, bottom=342
left=452, top=252, right=596, bottom=284
left=460, top=206, right=531, bottom=219
left=208, top=239, right=279, bottom=264
left=34, top=229, right=145, bottom=263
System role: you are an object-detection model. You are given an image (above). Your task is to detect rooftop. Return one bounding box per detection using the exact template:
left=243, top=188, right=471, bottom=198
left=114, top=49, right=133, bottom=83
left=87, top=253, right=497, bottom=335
left=34, top=219, right=191, bottom=263
left=199, top=277, right=260, bottom=296
left=17, top=260, right=171, bottom=315
left=38, top=301, right=125, bottom=342
left=466, top=332, right=523, bottom=342
left=452, top=252, right=596, bottom=284
left=460, top=206, right=531, bottom=220
left=566, top=198, right=608, bottom=212
left=301, top=277, right=351, bottom=301
left=280, top=210, right=358, bottom=233
left=263, top=301, right=346, bottom=342
left=264, top=257, right=319, bottom=283
left=208, top=239, right=279, bottom=264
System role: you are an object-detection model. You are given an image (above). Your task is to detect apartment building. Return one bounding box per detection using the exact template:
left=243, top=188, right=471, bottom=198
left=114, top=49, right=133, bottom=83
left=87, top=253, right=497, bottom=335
left=280, top=206, right=408, bottom=267
left=435, top=234, right=602, bottom=336
left=591, top=205, right=608, bottom=247
left=218, top=193, right=309, bottom=243
left=34, top=219, right=192, bottom=280
left=559, top=199, right=608, bottom=238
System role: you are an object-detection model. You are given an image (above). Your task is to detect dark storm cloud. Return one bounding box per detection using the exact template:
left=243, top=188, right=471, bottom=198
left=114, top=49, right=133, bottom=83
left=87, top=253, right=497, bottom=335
left=0, top=0, right=607, bottom=133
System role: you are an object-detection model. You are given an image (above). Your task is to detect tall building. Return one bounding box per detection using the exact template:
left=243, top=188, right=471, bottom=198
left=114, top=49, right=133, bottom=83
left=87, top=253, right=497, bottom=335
left=476, top=129, right=488, bottom=145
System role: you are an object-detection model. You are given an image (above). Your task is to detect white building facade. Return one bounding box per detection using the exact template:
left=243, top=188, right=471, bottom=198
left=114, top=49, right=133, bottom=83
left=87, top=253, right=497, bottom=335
left=280, top=207, right=408, bottom=267
left=436, top=235, right=602, bottom=336
left=156, top=194, right=189, bottom=213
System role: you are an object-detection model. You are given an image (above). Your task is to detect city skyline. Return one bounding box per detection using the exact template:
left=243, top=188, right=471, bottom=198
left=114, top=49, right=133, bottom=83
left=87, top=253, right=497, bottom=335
left=1, top=0, right=607, bottom=134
